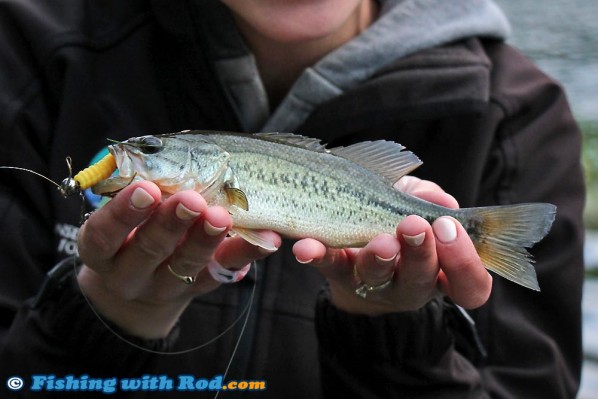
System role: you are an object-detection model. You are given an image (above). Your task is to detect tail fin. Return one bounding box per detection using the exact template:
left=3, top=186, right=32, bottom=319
left=459, top=203, right=557, bottom=291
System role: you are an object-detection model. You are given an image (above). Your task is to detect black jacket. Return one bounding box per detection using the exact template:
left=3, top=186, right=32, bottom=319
left=0, top=1, right=585, bottom=398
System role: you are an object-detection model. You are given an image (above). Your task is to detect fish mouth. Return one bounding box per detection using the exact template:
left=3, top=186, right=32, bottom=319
left=91, top=175, right=141, bottom=196
left=91, top=145, right=139, bottom=196
left=109, top=144, right=134, bottom=177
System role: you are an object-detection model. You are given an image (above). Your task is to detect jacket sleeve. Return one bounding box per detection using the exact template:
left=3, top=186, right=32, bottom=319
left=472, top=42, right=585, bottom=398
left=0, top=259, right=176, bottom=391
left=314, top=43, right=585, bottom=398
left=316, top=294, right=490, bottom=398
left=0, top=9, right=169, bottom=396
left=0, top=137, right=172, bottom=398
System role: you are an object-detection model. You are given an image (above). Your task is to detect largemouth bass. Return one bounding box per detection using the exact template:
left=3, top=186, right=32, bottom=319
left=92, top=131, right=556, bottom=291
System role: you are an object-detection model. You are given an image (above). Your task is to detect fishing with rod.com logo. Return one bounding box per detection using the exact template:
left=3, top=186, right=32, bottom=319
left=6, top=374, right=266, bottom=394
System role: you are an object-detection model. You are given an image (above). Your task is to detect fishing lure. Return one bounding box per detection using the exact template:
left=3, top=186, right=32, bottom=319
left=1, top=151, right=256, bottom=366
left=60, top=153, right=117, bottom=196
left=2, top=152, right=118, bottom=198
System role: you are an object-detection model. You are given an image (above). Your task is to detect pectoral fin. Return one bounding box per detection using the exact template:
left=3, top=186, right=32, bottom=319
left=224, top=185, right=249, bottom=211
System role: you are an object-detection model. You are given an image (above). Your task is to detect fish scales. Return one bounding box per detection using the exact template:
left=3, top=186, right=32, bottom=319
left=206, top=133, right=444, bottom=247
left=91, top=131, right=557, bottom=291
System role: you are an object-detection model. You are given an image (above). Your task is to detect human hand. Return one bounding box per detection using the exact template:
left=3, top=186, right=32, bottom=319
left=76, top=181, right=280, bottom=339
left=293, top=176, right=492, bottom=315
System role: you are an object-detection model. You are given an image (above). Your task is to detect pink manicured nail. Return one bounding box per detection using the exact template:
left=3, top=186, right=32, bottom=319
left=258, top=246, right=278, bottom=255
left=204, top=221, right=227, bottom=236
left=402, top=232, right=426, bottom=247
left=130, top=188, right=155, bottom=209
left=295, top=257, right=313, bottom=265
left=433, top=217, right=457, bottom=243
left=375, top=253, right=398, bottom=266
left=175, top=203, right=201, bottom=220
left=234, top=263, right=252, bottom=280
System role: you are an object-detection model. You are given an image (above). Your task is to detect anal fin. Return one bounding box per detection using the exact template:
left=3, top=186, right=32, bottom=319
left=232, top=227, right=278, bottom=251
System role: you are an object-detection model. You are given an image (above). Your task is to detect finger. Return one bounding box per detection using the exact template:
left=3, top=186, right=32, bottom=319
left=394, top=175, right=441, bottom=193
left=292, top=238, right=358, bottom=282
left=292, top=238, right=352, bottom=268
left=78, top=181, right=161, bottom=268
left=394, top=176, right=459, bottom=209
left=183, top=229, right=279, bottom=290
left=215, top=230, right=281, bottom=270
left=156, top=205, right=232, bottom=289
left=353, top=234, right=399, bottom=286
left=433, top=217, right=492, bottom=309
left=411, top=190, right=459, bottom=209
left=293, top=238, right=327, bottom=264
left=395, top=215, right=440, bottom=294
left=169, top=205, right=232, bottom=271
left=110, top=191, right=207, bottom=294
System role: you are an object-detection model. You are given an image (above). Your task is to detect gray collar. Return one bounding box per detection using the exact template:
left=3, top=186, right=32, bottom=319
left=198, top=0, right=510, bottom=132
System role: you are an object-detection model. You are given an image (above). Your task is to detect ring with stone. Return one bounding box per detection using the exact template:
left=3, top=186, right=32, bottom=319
left=353, top=264, right=394, bottom=299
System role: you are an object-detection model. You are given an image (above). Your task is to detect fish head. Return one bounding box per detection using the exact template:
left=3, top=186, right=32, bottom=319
left=91, top=135, right=185, bottom=196
left=111, top=135, right=170, bottom=179
left=92, top=134, right=230, bottom=198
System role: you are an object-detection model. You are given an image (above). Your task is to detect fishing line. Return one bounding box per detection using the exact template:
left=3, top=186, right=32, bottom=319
left=213, top=261, right=258, bottom=399
left=0, top=166, right=63, bottom=190
left=1, top=163, right=258, bottom=356
left=76, top=257, right=258, bottom=356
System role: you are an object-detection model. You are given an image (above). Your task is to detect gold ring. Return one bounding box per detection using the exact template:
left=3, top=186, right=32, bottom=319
left=167, top=264, right=196, bottom=285
left=353, top=264, right=394, bottom=299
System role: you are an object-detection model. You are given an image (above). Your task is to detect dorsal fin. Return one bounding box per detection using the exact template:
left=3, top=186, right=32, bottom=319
left=253, top=132, right=329, bottom=152
left=330, top=140, right=422, bottom=184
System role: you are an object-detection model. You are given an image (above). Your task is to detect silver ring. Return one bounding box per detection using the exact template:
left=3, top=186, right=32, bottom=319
left=353, top=264, right=394, bottom=299
left=167, top=264, right=196, bottom=285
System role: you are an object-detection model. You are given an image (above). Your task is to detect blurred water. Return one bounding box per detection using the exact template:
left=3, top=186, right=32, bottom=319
left=496, top=0, right=598, bottom=122
left=494, top=2, right=598, bottom=396
left=582, top=278, right=598, bottom=399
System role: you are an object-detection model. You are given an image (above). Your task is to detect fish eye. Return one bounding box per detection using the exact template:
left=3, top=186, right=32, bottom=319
left=132, top=136, right=164, bottom=154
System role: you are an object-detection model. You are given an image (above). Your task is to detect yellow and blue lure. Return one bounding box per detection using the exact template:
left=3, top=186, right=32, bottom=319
left=60, top=152, right=116, bottom=197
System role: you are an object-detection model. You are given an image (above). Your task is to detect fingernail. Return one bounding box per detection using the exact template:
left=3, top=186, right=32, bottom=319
left=204, top=221, right=227, bottom=236
left=433, top=217, right=457, bottom=243
left=402, top=232, right=426, bottom=247
left=258, top=246, right=278, bottom=255
left=175, top=203, right=201, bottom=220
left=233, top=263, right=252, bottom=280
left=130, top=188, right=155, bottom=209
left=295, top=257, right=313, bottom=265
left=375, top=253, right=398, bottom=266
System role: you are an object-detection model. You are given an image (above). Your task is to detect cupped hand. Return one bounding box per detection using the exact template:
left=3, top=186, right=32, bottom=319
left=293, top=176, right=492, bottom=315
left=76, top=181, right=280, bottom=339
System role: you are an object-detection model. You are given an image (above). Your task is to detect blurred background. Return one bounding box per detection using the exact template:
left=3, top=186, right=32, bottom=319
left=496, top=1, right=598, bottom=397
